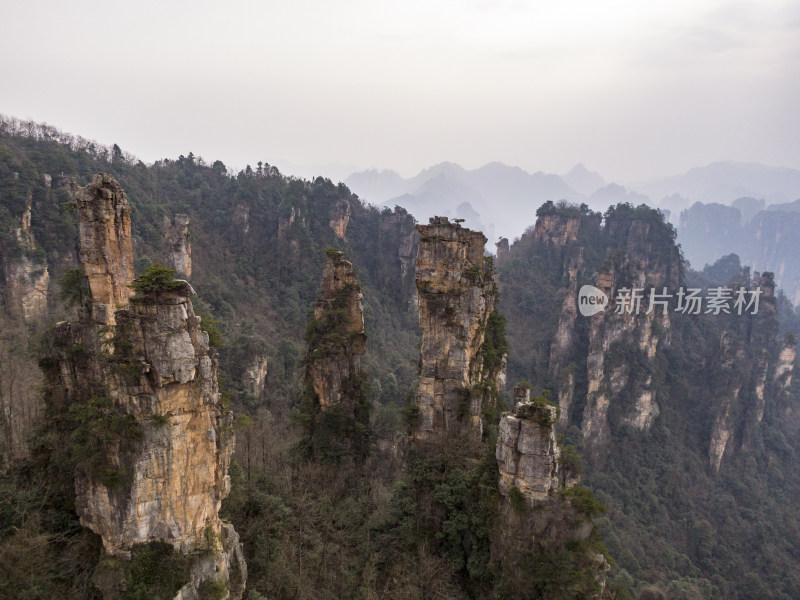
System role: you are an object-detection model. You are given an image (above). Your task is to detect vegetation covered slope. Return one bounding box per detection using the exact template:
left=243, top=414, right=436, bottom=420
left=499, top=202, right=800, bottom=599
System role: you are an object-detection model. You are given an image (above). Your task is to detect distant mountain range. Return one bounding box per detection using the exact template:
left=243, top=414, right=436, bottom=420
left=342, top=160, right=800, bottom=244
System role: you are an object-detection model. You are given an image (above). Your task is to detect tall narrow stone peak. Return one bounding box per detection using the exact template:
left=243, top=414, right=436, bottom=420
left=74, top=173, right=134, bottom=325
left=413, top=216, right=502, bottom=444
left=3, top=202, right=49, bottom=323
left=775, top=336, right=796, bottom=391
left=164, top=214, right=192, bottom=278
left=307, top=249, right=366, bottom=409
left=301, top=249, right=369, bottom=457
left=708, top=332, right=745, bottom=472
left=45, top=176, right=245, bottom=599
left=707, top=273, right=784, bottom=470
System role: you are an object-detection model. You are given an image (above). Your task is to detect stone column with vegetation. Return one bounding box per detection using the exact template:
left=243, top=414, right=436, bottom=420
left=412, top=216, right=505, bottom=448
left=298, top=248, right=370, bottom=460
left=44, top=174, right=245, bottom=600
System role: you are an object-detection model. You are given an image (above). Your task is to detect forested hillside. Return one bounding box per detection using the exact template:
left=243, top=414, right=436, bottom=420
left=498, top=202, right=800, bottom=599
left=2, top=117, right=800, bottom=600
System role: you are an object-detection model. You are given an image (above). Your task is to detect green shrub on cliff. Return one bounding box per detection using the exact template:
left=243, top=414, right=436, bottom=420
left=129, top=263, right=184, bottom=297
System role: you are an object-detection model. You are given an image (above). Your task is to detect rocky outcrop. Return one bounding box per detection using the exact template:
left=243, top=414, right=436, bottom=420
left=413, top=216, right=501, bottom=444
left=164, top=214, right=192, bottom=278
left=580, top=215, right=679, bottom=445
left=533, top=212, right=581, bottom=246
left=549, top=249, right=583, bottom=428
left=775, top=338, right=796, bottom=391
left=300, top=250, right=370, bottom=458
left=707, top=274, right=790, bottom=470
left=75, top=174, right=134, bottom=325
left=378, top=207, right=417, bottom=278
left=375, top=206, right=419, bottom=306
left=492, top=388, right=607, bottom=598
left=242, top=355, right=268, bottom=399
left=328, top=197, right=351, bottom=239
left=495, top=237, right=509, bottom=262
left=3, top=204, right=49, bottom=323
left=47, top=175, right=245, bottom=599
left=278, top=205, right=304, bottom=242
left=305, top=250, right=366, bottom=411
left=708, top=332, right=745, bottom=472
left=496, top=399, right=561, bottom=502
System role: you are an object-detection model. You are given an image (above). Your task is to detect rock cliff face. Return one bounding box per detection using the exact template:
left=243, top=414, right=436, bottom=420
left=496, top=398, right=561, bottom=502
left=242, top=355, right=268, bottom=399
left=49, top=174, right=245, bottom=599
left=540, top=209, right=680, bottom=445
left=706, top=274, right=793, bottom=471
left=328, top=197, right=351, bottom=239
left=775, top=339, right=796, bottom=391
left=2, top=203, right=49, bottom=323
left=580, top=222, right=679, bottom=445
left=305, top=250, right=366, bottom=411
left=164, top=214, right=192, bottom=278
left=75, top=174, right=135, bottom=326
left=413, top=216, right=501, bottom=444
left=533, top=212, right=581, bottom=245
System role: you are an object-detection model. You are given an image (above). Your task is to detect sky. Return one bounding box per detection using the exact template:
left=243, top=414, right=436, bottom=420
left=1, top=0, right=799, bottom=183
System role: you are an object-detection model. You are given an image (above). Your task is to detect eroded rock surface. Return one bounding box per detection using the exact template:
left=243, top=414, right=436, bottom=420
left=496, top=401, right=561, bottom=502
left=164, top=214, right=192, bottom=278
left=48, top=174, right=245, bottom=599
left=3, top=204, right=49, bottom=323
left=75, top=174, right=134, bottom=325
left=413, top=216, right=500, bottom=443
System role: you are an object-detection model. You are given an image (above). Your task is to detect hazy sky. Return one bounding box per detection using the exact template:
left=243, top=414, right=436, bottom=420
left=1, top=0, right=798, bottom=182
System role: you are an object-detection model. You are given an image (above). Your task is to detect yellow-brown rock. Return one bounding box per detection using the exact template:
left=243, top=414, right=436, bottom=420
left=49, top=175, right=245, bottom=599
left=74, top=173, right=134, bottom=325
left=414, top=216, right=499, bottom=443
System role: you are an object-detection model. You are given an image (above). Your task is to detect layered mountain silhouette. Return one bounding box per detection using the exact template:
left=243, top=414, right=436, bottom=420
left=345, top=159, right=800, bottom=247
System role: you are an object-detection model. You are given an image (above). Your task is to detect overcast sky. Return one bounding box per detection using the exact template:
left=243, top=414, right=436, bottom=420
left=1, top=0, right=798, bottom=182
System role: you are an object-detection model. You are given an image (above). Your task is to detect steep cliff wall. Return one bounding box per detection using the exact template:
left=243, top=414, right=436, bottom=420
left=2, top=203, right=49, bottom=323
left=580, top=226, right=678, bottom=445
left=413, top=216, right=500, bottom=444
left=49, top=174, right=245, bottom=599
left=537, top=209, right=680, bottom=445
left=328, top=197, right=351, bottom=239
left=706, top=273, right=794, bottom=471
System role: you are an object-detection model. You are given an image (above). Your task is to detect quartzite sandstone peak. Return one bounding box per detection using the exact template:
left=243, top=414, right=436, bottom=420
left=413, top=216, right=501, bottom=443
left=306, top=249, right=366, bottom=411
left=75, top=173, right=134, bottom=325
left=50, top=174, right=245, bottom=599
left=164, top=213, right=192, bottom=278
